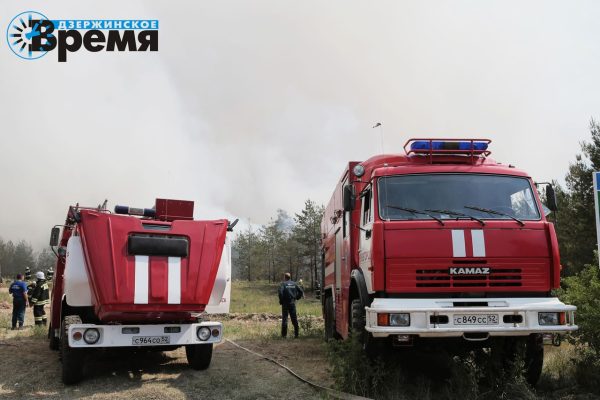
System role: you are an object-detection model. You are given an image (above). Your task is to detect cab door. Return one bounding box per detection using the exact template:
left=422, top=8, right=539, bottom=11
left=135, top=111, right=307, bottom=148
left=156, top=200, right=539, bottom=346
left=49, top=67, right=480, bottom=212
left=358, top=186, right=374, bottom=293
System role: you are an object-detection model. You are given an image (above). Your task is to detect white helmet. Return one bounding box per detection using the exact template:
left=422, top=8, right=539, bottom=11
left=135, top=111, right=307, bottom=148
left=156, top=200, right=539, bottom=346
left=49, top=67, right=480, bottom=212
left=36, top=271, right=45, bottom=280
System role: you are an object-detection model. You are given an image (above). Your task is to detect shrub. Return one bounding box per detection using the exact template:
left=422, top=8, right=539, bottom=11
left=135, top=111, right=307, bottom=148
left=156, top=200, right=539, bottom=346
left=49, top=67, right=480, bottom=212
left=562, top=262, right=600, bottom=355
left=561, top=260, right=600, bottom=394
left=326, top=337, right=535, bottom=400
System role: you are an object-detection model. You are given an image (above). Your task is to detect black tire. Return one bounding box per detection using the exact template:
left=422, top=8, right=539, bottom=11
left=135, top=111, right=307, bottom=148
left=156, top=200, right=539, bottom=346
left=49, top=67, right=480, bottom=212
left=350, top=298, right=382, bottom=355
left=61, top=315, right=85, bottom=385
left=185, top=344, right=213, bottom=370
left=524, top=334, right=544, bottom=386
left=324, top=296, right=335, bottom=341
left=350, top=298, right=365, bottom=338
left=49, top=325, right=59, bottom=351
left=492, top=335, right=544, bottom=386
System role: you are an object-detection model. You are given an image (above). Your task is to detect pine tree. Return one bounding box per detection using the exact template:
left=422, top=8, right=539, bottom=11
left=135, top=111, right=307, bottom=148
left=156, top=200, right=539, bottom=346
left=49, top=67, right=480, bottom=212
left=293, top=200, right=325, bottom=290
left=555, top=120, right=600, bottom=275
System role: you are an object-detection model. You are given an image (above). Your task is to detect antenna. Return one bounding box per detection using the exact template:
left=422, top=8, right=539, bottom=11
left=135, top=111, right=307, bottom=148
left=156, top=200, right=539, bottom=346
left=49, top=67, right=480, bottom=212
left=373, top=122, right=390, bottom=220
left=372, top=122, right=384, bottom=154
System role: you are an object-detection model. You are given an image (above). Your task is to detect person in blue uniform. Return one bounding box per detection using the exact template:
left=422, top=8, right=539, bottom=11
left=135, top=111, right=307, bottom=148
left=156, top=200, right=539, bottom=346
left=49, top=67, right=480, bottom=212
left=8, top=274, right=29, bottom=330
left=278, top=272, right=304, bottom=338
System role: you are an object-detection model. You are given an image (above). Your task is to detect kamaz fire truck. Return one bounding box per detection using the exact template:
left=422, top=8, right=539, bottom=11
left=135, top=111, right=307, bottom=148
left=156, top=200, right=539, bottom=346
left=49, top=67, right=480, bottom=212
left=320, top=139, right=577, bottom=384
left=47, top=199, right=234, bottom=384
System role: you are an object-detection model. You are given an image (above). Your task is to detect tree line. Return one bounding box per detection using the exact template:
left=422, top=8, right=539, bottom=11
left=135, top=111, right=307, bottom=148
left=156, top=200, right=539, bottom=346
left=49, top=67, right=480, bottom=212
left=231, top=200, right=324, bottom=290
left=0, top=239, right=56, bottom=280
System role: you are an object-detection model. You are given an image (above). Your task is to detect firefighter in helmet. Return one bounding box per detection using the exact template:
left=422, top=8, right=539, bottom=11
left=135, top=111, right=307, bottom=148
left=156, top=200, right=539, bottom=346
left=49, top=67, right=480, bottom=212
left=30, top=271, right=50, bottom=326
left=25, top=267, right=36, bottom=304
left=278, top=272, right=304, bottom=338
left=46, top=266, right=54, bottom=281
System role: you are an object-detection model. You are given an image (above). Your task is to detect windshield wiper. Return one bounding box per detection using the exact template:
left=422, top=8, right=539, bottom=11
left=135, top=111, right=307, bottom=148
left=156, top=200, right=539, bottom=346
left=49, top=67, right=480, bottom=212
left=464, top=205, right=525, bottom=227
left=385, top=205, right=445, bottom=226
left=424, top=209, right=486, bottom=226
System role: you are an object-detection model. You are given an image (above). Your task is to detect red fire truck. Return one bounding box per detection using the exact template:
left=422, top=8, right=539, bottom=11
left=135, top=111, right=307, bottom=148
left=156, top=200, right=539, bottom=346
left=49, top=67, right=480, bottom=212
left=321, top=139, right=577, bottom=384
left=47, top=199, right=234, bottom=384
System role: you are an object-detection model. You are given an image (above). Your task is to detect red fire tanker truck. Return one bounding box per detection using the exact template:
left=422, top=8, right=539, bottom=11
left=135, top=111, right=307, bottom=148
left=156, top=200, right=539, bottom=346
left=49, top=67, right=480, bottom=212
left=47, top=199, right=234, bottom=384
left=321, top=139, right=577, bottom=384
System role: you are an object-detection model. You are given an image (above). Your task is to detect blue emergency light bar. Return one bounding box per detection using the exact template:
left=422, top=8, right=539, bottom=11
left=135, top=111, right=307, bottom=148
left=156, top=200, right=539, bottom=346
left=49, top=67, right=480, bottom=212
left=410, top=141, right=488, bottom=151
left=404, top=138, right=492, bottom=162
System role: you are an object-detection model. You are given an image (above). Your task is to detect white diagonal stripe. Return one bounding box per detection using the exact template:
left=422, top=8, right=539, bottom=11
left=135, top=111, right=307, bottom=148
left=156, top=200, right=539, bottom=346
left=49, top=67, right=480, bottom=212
left=168, top=257, right=181, bottom=304
left=451, top=230, right=466, bottom=257
left=324, top=264, right=334, bottom=277
left=472, top=230, right=486, bottom=257
left=134, top=255, right=149, bottom=304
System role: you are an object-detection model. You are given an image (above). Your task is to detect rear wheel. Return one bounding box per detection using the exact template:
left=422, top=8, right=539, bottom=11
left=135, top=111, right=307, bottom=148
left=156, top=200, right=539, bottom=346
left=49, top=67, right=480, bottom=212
left=61, top=315, right=85, bottom=385
left=324, top=296, right=335, bottom=340
left=185, top=344, right=213, bottom=370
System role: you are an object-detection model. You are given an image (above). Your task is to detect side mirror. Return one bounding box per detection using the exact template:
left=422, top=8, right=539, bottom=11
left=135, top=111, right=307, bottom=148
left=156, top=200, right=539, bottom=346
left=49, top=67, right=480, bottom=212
left=49, top=227, right=60, bottom=247
left=343, top=185, right=355, bottom=212
left=545, top=184, right=558, bottom=212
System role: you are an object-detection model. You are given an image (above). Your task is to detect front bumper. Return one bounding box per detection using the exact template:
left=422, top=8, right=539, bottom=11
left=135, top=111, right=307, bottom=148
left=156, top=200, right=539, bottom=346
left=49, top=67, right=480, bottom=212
left=68, top=321, right=222, bottom=347
left=365, top=297, right=576, bottom=338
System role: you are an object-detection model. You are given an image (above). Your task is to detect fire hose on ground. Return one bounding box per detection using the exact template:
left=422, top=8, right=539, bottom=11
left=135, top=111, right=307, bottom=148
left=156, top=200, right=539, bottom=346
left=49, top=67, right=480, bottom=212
left=224, top=339, right=372, bottom=400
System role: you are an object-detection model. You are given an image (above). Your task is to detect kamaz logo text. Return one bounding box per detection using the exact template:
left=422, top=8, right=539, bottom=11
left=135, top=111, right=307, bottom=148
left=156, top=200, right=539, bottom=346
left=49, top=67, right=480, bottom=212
left=449, top=267, right=491, bottom=275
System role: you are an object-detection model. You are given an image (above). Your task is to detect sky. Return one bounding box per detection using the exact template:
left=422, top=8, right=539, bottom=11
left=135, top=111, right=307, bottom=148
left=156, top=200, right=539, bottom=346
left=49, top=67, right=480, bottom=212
left=1, top=1, right=600, bottom=249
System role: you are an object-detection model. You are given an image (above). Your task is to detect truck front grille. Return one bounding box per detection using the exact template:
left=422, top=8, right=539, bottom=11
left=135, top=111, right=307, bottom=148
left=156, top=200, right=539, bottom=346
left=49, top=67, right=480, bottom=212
left=415, top=268, right=522, bottom=288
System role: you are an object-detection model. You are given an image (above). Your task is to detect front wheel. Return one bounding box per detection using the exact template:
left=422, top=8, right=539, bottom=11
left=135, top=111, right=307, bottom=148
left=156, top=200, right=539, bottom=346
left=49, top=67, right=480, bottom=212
left=185, top=344, right=213, bottom=370
left=524, top=334, right=544, bottom=385
left=350, top=298, right=382, bottom=355
left=61, top=315, right=85, bottom=384
left=493, top=335, right=544, bottom=386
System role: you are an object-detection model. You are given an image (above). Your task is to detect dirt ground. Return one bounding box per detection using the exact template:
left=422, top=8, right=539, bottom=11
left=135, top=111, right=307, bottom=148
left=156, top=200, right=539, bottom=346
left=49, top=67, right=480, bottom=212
left=0, top=290, right=333, bottom=399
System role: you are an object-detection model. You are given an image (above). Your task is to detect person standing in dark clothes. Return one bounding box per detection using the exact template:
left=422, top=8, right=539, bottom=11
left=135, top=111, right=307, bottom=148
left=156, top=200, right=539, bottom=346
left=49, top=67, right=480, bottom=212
left=8, top=274, right=29, bottom=330
left=278, top=272, right=304, bottom=338
left=30, top=271, right=50, bottom=326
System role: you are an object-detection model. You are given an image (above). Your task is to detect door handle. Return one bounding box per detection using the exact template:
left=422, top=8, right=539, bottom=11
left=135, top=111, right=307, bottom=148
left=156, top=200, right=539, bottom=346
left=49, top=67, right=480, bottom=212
left=365, top=229, right=372, bottom=239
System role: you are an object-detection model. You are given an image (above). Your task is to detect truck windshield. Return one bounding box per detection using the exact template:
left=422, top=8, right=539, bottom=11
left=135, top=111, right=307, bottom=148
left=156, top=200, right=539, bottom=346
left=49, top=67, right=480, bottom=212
left=378, top=174, right=540, bottom=221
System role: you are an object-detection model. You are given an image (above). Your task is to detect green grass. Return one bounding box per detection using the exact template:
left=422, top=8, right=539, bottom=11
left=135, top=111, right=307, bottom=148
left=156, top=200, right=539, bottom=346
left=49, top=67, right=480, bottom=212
left=230, top=280, right=322, bottom=316
left=538, top=344, right=578, bottom=390
left=223, top=319, right=281, bottom=340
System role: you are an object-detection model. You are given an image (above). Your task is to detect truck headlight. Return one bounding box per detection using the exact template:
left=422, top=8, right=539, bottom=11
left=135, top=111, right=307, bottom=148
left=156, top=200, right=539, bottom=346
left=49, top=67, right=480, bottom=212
left=538, top=312, right=559, bottom=326
left=390, top=313, right=410, bottom=327
left=83, top=328, right=100, bottom=344
left=197, top=327, right=211, bottom=341
left=353, top=164, right=365, bottom=177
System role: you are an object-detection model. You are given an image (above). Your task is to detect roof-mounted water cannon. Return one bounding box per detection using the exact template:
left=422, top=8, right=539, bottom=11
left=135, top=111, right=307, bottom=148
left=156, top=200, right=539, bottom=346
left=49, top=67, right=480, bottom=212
left=227, top=218, right=239, bottom=232
left=113, top=199, right=196, bottom=221
left=114, top=205, right=156, bottom=218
